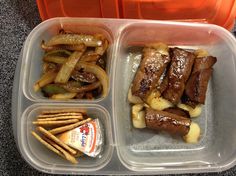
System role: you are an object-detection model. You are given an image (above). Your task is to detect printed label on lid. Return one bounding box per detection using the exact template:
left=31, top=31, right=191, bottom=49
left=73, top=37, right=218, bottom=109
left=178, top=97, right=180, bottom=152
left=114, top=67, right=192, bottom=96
left=57, top=119, right=103, bottom=157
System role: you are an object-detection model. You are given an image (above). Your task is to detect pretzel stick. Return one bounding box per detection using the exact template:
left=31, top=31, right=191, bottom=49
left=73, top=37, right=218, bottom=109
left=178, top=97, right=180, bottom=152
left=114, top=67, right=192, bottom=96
left=43, top=137, right=78, bottom=164
left=33, top=119, right=79, bottom=126
left=37, top=116, right=83, bottom=121
left=37, top=126, right=77, bottom=155
left=49, top=118, right=92, bottom=135
left=37, top=112, right=83, bottom=118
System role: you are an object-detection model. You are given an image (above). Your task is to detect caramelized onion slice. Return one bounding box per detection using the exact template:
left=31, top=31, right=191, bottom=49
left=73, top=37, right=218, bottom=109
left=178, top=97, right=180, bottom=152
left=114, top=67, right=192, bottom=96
left=76, top=62, right=109, bottom=97
left=55, top=49, right=86, bottom=84
left=61, top=81, right=101, bottom=93
left=44, top=34, right=103, bottom=47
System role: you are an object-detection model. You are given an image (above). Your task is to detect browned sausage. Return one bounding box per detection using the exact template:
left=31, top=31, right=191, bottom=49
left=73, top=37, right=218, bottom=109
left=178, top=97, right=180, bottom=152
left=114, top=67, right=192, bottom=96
left=184, top=56, right=217, bottom=104
left=163, top=48, right=195, bottom=104
left=185, top=68, right=213, bottom=104
left=145, top=108, right=191, bottom=136
left=157, top=73, right=169, bottom=94
left=181, top=94, right=198, bottom=108
left=131, top=47, right=171, bottom=100
left=192, top=56, right=217, bottom=74
left=164, top=107, right=190, bottom=119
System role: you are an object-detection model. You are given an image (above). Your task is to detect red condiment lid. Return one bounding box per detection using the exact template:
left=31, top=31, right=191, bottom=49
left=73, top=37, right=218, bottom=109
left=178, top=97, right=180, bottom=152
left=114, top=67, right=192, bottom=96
left=36, top=0, right=236, bottom=30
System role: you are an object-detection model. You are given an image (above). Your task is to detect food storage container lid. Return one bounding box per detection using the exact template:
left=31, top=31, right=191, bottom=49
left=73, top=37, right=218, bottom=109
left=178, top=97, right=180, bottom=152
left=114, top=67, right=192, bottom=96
left=36, top=0, right=236, bottom=30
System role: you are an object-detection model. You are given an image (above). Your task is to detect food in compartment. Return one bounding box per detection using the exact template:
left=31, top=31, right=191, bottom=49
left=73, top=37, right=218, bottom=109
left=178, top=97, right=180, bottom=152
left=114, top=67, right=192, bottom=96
left=162, top=48, right=195, bottom=104
left=177, top=103, right=202, bottom=118
left=31, top=131, right=78, bottom=164
left=145, top=108, right=191, bottom=136
left=183, top=49, right=217, bottom=106
left=149, top=95, right=173, bottom=111
left=183, top=122, right=201, bottom=143
left=131, top=104, right=146, bottom=129
left=164, top=107, right=190, bottom=119
left=34, top=30, right=109, bottom=100
left=128, top=43, right=217, bottom=143
left=131, top=43, right=171, bottom=100
left=31, top=109, right=103, bottom=164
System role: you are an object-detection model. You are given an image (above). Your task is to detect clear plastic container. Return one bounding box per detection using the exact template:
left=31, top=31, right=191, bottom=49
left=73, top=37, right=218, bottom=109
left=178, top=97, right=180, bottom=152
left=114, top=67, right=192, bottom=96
left=12, top=17, right=236, bottom=175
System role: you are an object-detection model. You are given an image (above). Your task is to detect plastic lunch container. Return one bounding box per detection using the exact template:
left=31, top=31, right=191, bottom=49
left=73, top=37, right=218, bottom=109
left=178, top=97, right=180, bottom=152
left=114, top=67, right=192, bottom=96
left=12, top=17, right=236, bottom=175
left=12, top=0, right=236, bottom=175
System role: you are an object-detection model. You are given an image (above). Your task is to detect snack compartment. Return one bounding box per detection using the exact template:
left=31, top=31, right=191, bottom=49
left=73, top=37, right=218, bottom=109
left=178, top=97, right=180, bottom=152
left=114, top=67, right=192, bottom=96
left=18, top=103, right=114, bottom=174
left=22, top=18, right=114, bottom=102
left=113, top=22, right=236, bottom=172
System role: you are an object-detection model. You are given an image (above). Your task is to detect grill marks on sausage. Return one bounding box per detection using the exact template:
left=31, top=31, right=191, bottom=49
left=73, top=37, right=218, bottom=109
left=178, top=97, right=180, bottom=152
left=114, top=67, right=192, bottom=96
left=130, top=46, right=217, bottom=137
left=131, top=47, right=171, bottom=100
left=131, top=46, right=217, bottom=107
left=162, top=48, right=195, bottom=104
